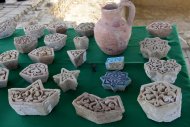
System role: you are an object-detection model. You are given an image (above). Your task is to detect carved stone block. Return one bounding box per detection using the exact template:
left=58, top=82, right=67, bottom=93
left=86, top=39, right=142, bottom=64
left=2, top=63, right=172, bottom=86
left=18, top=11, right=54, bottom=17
left=137, top=81, right=181, bottom=122
left=0, top=18, right=16, bottom=39
left=44, top=33, right=67, bottom=51
left=146, top=22, right=172, bottom=38
left=67, top=49, right=86, bottom=67
left=8, top=79, right=60, bottom=115
left=19, top=63, right=49, bottom=83
left=14, top=35, right=38, bottom=53
left=46, top=22, right=67, bottom=34
left=74, top=22, right=95, bottom=37
left=73, top=36, right=89, bottom=50
left=140, top=37, right=170, bottom=59
left=144, top=58, right=181, bottom=83
left=24, top=24, right=44, bottom=38
left=100, top=71, right=131, bottom=92
left=0, top=67, right=9, bottom=88
left=105, top=56, right=124, bottom=70
left=72, top=92, right=125, bottom=124
left=0, top=50, right=19, bottom=69
left=53, top=68, right=80, bottom=92
left=28, top=46, right=54, bottom=64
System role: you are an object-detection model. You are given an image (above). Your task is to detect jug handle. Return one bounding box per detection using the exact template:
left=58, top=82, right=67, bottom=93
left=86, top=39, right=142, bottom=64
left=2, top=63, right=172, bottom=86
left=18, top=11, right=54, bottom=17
left=119, top=0, right=136, bottom=26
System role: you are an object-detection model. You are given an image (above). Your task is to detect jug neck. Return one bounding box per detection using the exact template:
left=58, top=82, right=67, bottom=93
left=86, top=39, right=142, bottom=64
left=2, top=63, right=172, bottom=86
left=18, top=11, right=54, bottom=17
left=101, top=3, right=121, bottom=21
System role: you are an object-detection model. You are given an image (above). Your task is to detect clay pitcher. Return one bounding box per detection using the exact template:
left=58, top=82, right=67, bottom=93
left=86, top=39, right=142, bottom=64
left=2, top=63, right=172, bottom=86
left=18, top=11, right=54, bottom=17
left=94, top=0, right=136, bottom=55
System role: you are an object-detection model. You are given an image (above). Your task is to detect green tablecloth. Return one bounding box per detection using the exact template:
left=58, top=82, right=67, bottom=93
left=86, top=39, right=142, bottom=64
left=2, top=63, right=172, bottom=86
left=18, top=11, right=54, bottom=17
left=0, top=26, right=190, bottom=127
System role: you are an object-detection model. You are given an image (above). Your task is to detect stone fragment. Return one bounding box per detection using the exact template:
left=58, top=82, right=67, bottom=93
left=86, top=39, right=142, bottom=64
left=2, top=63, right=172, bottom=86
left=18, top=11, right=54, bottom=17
left=44, top=33, right=67, bottom=51
left=24, top=24, right=44, bottom=38
left=8, top=79, right=60, bottom=115
left=46, top=22, right=67, bottom=34
left=140, top=37, right=170, bottom=59
left=74, top=22, right=94, bottom=37
left=14, top=35, right=38, bottom=53
left=0, top=67, right=9, bottom=88
left=28, top=46, right=54, bottom=64
left=144, top=58, right=181, bottom=83
left=72, top=92, right=125, bottom=124
left=67, top=49, right=86, bottom=67
left=137, top=81, right=181, bottom=122
left=0, top=18, right=16, bottom=39
left=0, top=50, right=19, bottom=69
left=53, top=68, right=80, bottom=92
left=19, top=63, right=49, bottom=83
left=73, top=36, right=89, bottom=50
left=146, top=21, right=172, bottom=38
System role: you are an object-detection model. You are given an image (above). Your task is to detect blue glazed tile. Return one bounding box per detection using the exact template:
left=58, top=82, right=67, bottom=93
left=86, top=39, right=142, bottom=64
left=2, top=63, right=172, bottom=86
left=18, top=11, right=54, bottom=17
left=105, top=56, right=124, bottom=70
left=100, top=71, right=131, bottom=92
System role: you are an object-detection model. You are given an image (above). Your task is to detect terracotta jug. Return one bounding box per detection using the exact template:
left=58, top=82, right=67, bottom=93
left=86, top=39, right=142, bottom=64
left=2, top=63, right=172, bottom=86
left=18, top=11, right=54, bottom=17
left=94, top=0, right=136, bottom=55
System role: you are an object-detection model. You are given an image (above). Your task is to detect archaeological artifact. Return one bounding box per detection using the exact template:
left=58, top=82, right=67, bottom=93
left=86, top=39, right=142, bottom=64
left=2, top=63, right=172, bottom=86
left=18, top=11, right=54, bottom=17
left=8, top=79, right=60, bottom=115
left=146, top=21, right=172, bottom=38
left=100, top=71, right=131, bottom=92
left=14, top=35, right=38, bottom=53
left=53, top=68, right=80, bottom=92
left=72, top=92, right=125, bottom=124
left=67, top=49, right=86, bottom=67
left=0, top=18, right=16, bottom=39
left=144, top=58, right=181, bottom=83
left=24, top=24, right=44, bottom=38
left=28, top=46, right=54, bottom=64
left=0, top=67, right=9, bottom=88
left=73, top=36, right=89, bottom=50
left=105, top=56, right=124, bottom=70
left=44, top=33, right=67, bottom=51
left=19, top=63, right=49, bottom=83
left=137, top=81, right=181, bottom=122
left=140, top=37, right=170, bottom=59
left=0, top=50, right=19, bottom=69
left=94, top=0, right=136, bottom=55
left=74, top=22, right=94, bottom=37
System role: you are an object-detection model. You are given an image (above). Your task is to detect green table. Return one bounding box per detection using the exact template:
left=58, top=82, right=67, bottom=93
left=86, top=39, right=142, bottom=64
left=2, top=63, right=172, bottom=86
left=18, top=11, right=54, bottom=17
left=0, top=26, right=190, bottom=127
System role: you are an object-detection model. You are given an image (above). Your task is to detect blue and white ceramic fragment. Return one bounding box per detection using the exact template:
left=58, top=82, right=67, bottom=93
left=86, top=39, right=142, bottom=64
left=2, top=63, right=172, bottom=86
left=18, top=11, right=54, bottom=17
left=100, top=71, right=131, bottom=92
left=105, top=56, right=124, bottom=70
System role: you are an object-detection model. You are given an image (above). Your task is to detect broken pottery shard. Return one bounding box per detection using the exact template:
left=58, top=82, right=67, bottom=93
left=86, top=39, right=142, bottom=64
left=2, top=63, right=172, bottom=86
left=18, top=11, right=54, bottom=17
left=24, top=24, right=44, bottom=38
left=100, top=71, right=131, bottom=92
left=74, top=22, right=95, bottom=37
left=146, top=21, right=172, bottom=38
left=46, top=22, right=67, bottom=34
left=44, top=33, right=67, bottom=51
left=19, top=63, right=49, bottom=83
left=144, top=58, right=181, bottom=83
left=28, top=46, right=54, bottom=64
left=140, top=37, right=170, bottom=59
left=72, top=92, right=125, bottom=124
left=73, top=36, right=89, bottom=50
left=67, top=49, right=86, bottom=67
left=53, top=68, right=80, bottom=92
left=0, top=18, right=16, bottom=39
left=14, top=35, right=38, bottom=53
left=105, top=56, right=124, bottom=70
left=8, top=79, right=60, bottom=115
left=0, top=67, right=9, bottom=88
left=0, top=50, right=19, bottom=69
left=137, top=81, right=181, bottom=122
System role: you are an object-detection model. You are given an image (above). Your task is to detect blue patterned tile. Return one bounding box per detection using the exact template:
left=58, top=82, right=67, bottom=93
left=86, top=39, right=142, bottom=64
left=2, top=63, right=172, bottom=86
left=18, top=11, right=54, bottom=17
left=105, top=56, right=124, bottom=70
left=100, top=71, right=131, bottom=92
